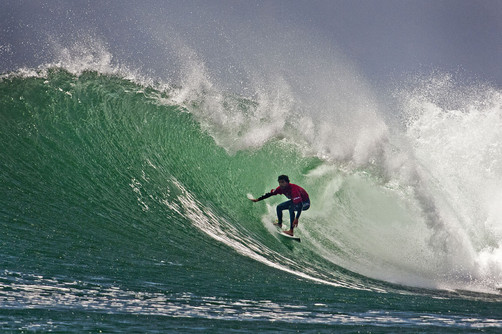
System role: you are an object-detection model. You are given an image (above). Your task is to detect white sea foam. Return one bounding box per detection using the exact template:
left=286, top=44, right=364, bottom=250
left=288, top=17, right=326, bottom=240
left=164, top=36, right=502, bottom=293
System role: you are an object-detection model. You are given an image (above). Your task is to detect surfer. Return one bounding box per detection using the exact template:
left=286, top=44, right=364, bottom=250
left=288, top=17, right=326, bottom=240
left=250, top=175, right=310, bottom=236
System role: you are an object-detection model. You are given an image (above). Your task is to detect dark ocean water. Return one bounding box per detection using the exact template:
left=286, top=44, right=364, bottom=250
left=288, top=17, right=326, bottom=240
left=1, top=68, right=502, bottom=333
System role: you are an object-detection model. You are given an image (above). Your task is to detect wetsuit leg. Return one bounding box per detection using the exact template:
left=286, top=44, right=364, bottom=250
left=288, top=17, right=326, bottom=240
left=276, top=200, right=293, bottom=225
left=291, top=200, right=310, bottom=228
left=289, top=204, right=296, bottom=227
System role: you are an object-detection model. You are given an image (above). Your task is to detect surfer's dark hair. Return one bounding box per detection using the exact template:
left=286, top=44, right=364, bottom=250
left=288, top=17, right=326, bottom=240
left=278, top=175, right=290, bottom=183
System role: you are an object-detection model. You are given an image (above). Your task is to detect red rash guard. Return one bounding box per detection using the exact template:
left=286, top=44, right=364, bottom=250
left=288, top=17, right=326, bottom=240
left=258, top=183, right=310, bottom=204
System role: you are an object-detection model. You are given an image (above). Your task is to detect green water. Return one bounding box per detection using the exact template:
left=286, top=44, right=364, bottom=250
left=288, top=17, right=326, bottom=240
left=1, top=69, right=501, bottom=332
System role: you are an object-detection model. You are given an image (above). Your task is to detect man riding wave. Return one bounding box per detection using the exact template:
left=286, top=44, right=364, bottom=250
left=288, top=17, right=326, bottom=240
left=251, top=175, right=310, bottom=236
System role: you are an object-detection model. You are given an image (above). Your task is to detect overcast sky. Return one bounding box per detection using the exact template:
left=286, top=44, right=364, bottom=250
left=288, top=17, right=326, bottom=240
left=2, top=0, right=501, bottom=87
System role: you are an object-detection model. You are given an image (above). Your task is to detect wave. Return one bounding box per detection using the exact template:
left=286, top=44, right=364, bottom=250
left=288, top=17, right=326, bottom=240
left=1, top=46, right=502, bottom=297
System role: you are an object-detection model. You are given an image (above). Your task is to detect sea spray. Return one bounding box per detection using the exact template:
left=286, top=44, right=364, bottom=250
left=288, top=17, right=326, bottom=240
left=398, top=74, right=502, bottom=290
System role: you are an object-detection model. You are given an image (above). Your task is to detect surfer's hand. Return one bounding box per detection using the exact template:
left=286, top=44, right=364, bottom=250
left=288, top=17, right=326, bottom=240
left=250, top=198, right=259, bottom=203
left=293, top=218, right=299, bottom=228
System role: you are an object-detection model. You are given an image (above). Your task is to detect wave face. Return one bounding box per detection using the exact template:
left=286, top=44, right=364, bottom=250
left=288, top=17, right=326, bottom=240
left=1, top=65, right=502, bottom=331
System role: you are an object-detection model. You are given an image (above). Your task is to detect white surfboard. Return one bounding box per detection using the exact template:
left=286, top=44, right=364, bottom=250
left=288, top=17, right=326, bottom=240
left=276, top=229, right=301, bottom=242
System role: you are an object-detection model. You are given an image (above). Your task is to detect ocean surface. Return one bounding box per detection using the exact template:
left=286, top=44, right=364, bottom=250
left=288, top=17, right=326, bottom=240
left=2, top=24, right=502, bottom=331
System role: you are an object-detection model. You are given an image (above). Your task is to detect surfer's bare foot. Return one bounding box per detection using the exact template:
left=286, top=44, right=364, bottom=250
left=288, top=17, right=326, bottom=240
left=283, top=230, right=294, bottom=236
left=273, top=221, right=282, bottom=228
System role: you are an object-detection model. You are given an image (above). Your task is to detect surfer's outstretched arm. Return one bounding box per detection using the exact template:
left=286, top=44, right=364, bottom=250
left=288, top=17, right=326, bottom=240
left=250, top=190, right=275, bottom=202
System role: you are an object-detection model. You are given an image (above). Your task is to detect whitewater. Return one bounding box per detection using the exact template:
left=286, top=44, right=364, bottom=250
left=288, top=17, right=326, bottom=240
left=2, top=4, right=502, bottom=332
left=143, top=37, right=502, bottom=294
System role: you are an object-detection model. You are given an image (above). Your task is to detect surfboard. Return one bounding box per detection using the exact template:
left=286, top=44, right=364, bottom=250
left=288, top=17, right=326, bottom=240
left=276, top=229, right=301, bottom=242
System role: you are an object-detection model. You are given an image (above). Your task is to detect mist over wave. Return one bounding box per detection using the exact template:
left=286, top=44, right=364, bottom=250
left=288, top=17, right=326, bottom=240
left=146, top=25, right=502, bottom=293
left=398, top=75, right=502, bottom=289
left=167, top=45, right=502, bottom=293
